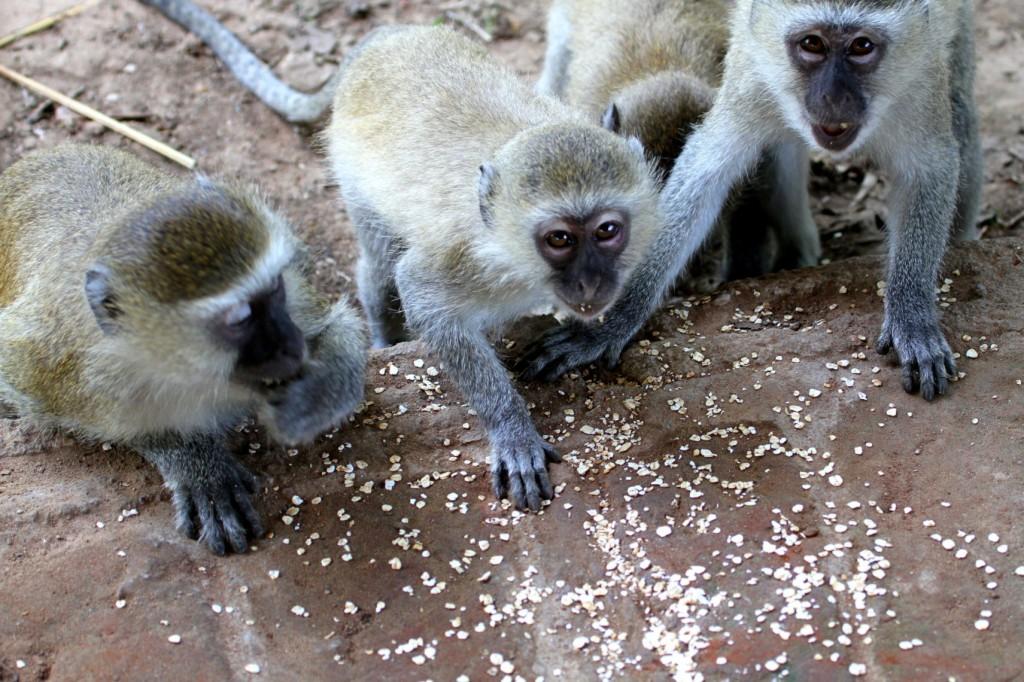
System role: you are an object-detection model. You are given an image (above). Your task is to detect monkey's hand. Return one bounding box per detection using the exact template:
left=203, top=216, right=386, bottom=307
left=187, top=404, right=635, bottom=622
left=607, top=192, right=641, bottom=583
left=490, top=420, right=562, bottom=512
left=148, top=443, right=264, bottom=556
left=264, top=355, right=364, bottom=446
left=518, top=319, right=631, bottom=382
left=876, top=314, right=957, bottom=401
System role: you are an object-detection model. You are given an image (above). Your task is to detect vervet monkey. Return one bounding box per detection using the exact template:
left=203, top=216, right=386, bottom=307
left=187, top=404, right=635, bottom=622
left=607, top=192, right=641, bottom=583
left=325, top=26, right=663, bottom=510
left=524, top=0, right=981, bottom=402
left=0, top=144, right=367, bottom=554
left=537, top=0, right=821, bottom=282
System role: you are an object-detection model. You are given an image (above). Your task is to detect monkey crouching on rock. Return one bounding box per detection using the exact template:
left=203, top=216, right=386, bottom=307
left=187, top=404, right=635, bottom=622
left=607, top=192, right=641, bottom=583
left=525, top=0, right=982, bottom=402
left=325, top=26, right=664, bottom=511
left=0, top=144, right=368, bottom=555
left=537, top=0, right=821, bottom=284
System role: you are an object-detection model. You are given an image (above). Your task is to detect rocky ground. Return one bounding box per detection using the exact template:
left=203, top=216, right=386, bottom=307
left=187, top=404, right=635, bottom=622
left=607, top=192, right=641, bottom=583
left=1, top=1, right=1023, bottom=680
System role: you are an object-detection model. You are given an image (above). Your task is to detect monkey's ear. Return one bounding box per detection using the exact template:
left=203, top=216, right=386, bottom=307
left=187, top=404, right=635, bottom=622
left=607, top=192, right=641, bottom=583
left=601, top=103, right=622, bottom=134
left=626, top=136, right=647, bottom=161
left=85, top=265, right=122, bottom=335
left=478, top=163, right=499, bottom=229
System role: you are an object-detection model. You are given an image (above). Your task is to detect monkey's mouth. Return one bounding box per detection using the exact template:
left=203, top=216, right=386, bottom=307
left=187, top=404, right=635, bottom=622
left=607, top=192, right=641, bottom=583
left=561, top=298, right=612, bottom=320
left=812, top=122, right=860, bottom=152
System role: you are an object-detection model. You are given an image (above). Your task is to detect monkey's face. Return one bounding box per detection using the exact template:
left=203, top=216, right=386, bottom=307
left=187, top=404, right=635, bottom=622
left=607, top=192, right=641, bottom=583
left=212, top=273, right=306, bottom=387
left=784, top=22, right=888, bottom=156
left=535, top=209, right=632, bottom=319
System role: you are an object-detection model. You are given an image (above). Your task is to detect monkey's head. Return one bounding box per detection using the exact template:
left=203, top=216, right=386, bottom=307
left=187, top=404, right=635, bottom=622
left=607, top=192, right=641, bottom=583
left=600, top=73, right=718, bottom=180
left=84, top=181, right=307, bottom=388
left=750, top=0, right=932, bottom=157
left=478, top=124, right=661, bottom=319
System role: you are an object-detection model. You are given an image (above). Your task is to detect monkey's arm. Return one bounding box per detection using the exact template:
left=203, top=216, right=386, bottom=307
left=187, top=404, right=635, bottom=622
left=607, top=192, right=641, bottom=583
left=396, top=262, right=560, bottom=511
left=262, top=299, right=368, bottom=445
left=522, top=103, right=764, bottom=381
left=138, top=0, right=336, bottom=123
left=875, top=145, right=960, bottom=400
left=137, top=433, right=263, bottom=555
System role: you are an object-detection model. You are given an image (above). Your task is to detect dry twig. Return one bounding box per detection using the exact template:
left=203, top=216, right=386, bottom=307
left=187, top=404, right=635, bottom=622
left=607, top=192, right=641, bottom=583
left=0, top=0, right=101, bottom=50
left=0, top=63, right=196, bottom=169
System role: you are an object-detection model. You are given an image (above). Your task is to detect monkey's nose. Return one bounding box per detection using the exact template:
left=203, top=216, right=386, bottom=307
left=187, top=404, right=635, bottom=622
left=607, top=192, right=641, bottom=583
left=577, top=278, right=600, bottom=301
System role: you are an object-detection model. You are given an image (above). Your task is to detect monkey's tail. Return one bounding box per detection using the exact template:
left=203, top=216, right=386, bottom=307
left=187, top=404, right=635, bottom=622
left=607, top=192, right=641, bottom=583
left=139, top=0, right=337, bottom=124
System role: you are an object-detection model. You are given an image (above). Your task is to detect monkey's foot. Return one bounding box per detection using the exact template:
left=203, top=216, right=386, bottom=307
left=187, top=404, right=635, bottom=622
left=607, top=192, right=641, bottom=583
left=876, top=319, right=957, bottom=401
left=490, top=429, right=562, bottom=512
left=170, top=458, right=264, bottom=556
left=517, top=320, right=628, bottom=383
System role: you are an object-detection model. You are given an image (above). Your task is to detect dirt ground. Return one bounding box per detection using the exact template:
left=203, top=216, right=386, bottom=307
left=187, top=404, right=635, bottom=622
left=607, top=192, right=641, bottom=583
left=1, top=1, right=1022, bottom=680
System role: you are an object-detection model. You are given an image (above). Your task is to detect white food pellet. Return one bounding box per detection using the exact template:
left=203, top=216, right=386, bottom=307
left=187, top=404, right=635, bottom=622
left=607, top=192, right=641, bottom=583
left=168, top=634, right=182, bottom=644
left=1014, top=566, right=1024, bottom=576
left=656, top=526, right=672, bottom=537
left=849, top=663, right=867, bottom=676
left=573, top=636, right=589, bottom=650
left=244, top=663, right=261, bottom=674
left=291, top=605, right=307, bottom=617
left=965, top=348, right=979, bottom=359
left=115, top=599, right=127, bottom=609
left=974, top=619, right=989, bottom=631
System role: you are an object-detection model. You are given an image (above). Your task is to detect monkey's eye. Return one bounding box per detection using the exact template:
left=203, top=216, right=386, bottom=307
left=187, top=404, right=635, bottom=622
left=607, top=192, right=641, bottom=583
left=224, top=301, right=252, bottom=327
left=849, top=37, right=875, bottom=57
left=545, top=231, right=575, bottom=249
left=799, top=35, right=826, bottom=55
left=595, top=221, right=622, bottom=241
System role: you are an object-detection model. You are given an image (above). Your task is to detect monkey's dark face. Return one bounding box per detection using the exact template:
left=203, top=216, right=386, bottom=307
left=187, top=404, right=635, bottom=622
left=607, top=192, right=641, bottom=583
left=787, top=24, right=887, bottom=153
left=215, top=274, right=306, bottom=385
left=536, top=209, right=631, bottom=318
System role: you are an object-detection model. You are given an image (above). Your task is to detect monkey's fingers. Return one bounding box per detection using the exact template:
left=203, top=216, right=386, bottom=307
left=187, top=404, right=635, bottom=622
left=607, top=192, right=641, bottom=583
left=214, top=495, right=251, bottom=554
left=876, top=330, right=893, bottom=356
left=944, top=352, right=958, bottom=380
left=543, top=445, right=563, bottom=463
left=532, top=452, right=555, bottom=501
left=172, top=488, right=199, bottom=540
left=232, top=487, right=264, bottom=539
left=491, top=460, right=509, bottom=501
left=506, top=468, right=531, bottom=511
left=194, top=493, right=228, bottom=556
left=516, top=326, right=588, bottom=381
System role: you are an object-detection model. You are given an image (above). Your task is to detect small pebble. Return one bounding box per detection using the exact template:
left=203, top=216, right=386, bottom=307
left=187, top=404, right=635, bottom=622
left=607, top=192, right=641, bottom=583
left=656, top=526, right=672, bottom=538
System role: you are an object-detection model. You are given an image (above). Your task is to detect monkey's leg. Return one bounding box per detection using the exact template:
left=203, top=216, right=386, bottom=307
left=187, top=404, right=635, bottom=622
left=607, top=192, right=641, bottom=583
left=763, top=141, right=820, bottom=270
left=536, top=0, right=573, bottom=97
left=262, top=300, right=368, bottom=445
left=351, top=206, right=407, bottom=348
left=949, top=17, right=982, bottom=242
left=723, top=158, right=777, bottom=281
left=137, top=433, right=263, bottom=555
left=521, top=103, right=764, bottom=381
left=876, top=147, right=960, bottom=401
left=396, top=261, right=560, bottom=512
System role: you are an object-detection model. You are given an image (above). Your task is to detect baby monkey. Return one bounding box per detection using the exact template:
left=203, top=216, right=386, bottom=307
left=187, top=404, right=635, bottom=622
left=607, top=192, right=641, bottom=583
left=537, top=0, right=820, bottom=283
left=0, top=144, right=367, bottom=555
left=325, top=26, right=663, bottom=510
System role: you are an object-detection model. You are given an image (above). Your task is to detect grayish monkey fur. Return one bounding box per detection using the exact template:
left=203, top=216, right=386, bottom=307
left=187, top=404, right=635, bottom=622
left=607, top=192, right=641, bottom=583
left=139, top=0, right=338, bottom=123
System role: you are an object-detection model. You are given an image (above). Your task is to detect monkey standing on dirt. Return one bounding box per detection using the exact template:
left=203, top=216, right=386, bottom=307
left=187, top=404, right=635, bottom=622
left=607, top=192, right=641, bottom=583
left=525, top=0, right=982, bottom=402
left=537, top=0, right=821, bottom=283
left=0, top=144, right=368, bottom=555
left=325, top=26, right=664, bottom=511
